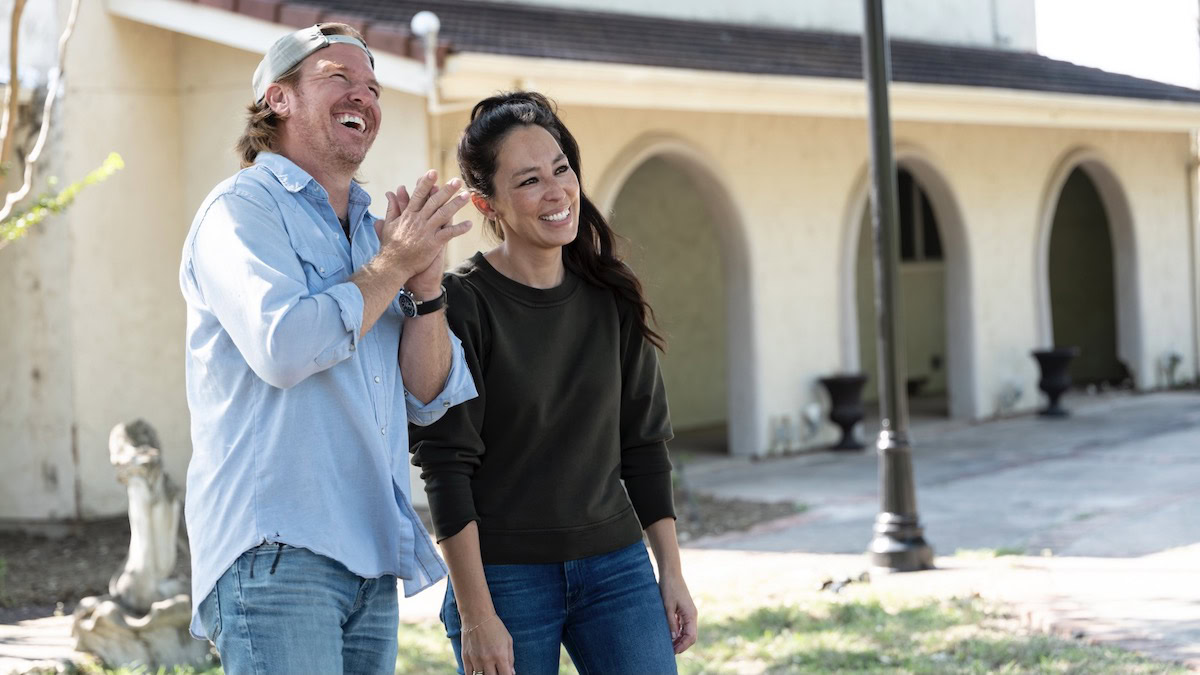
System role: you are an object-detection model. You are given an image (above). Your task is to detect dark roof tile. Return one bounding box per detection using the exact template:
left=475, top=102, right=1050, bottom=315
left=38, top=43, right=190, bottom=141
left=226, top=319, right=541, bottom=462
left=277, top=2, right=325, bottom=29
left=239, top=0, right=282, bottom=22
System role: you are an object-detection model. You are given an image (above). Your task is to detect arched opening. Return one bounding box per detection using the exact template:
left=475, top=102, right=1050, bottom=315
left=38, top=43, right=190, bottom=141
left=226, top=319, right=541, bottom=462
left=1045, top=168, right=1128, bottom=386
left=1035, top=150, right=1142, bottom=389
left=855, top=168, right=949, bottom=416
left=612, top=158, right=727, bottom=445
left=597, top=137, right=757, bottom=456
left=840, top=151, right=976, bottom=420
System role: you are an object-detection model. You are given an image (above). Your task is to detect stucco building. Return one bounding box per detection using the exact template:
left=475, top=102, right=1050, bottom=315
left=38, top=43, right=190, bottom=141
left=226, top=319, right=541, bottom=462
left=3, top=0, right=1199, bottom=524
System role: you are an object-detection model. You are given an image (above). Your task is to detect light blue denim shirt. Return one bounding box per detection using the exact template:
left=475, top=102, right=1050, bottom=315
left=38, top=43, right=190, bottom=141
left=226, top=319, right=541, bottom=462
left=179, top=152, right=475, bottom=639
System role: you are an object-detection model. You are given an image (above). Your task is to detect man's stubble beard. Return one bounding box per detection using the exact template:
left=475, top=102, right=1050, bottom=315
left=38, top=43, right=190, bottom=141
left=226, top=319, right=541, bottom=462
left=290, top=88, right=373, bottom=176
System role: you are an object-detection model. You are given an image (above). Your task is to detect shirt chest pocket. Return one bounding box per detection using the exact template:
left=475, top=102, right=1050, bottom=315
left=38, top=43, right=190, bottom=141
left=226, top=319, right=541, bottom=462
left=295, top=246, right=346, bottom=293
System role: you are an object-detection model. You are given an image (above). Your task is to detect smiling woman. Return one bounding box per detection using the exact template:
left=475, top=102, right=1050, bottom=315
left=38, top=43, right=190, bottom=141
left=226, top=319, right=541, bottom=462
left=470, top=126, right=581, bottom=260
left=410, top=92, right=697, bottom=675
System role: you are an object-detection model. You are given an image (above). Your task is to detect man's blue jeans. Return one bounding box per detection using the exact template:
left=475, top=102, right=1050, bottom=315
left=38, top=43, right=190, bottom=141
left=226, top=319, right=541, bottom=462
left=441, top=541, right=677, bottom=674
left=198, top=543, right=398, bottom=674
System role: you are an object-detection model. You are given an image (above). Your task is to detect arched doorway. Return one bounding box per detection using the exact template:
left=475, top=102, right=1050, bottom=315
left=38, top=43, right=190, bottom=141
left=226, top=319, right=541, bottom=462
left=597, top=137, right=757, bottom=456
left=855, top=168, right=949, bottom=416
left=840, top=151, right=976, bottom=419
left=1045, top=168, right=1128, bottom=385
left=612, top=158, right=727, bottom=443
left=1035, top=150, right=1142, bottom=389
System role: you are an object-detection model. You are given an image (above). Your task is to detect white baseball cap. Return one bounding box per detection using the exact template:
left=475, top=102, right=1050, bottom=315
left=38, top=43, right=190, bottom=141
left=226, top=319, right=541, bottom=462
left=252, top=25, right=375, bottom=103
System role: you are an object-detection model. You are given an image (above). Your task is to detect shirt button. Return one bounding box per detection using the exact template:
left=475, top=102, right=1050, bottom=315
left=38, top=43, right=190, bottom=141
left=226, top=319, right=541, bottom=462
left=318, top=267, right=325, bottom=274
left=374, top=376, right=381, bottom=383
left=349, top=344, right=356, bottom=352
left=443, top=400, right=451, bottom=408
left=381, top=426, right=387, bottom=435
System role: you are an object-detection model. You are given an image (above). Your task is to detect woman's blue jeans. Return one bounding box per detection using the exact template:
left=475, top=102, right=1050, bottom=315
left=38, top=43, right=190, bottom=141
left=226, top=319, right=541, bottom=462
left=441, top=540, right=677, bottom=674
left=198, top=543, right=399, bottom=674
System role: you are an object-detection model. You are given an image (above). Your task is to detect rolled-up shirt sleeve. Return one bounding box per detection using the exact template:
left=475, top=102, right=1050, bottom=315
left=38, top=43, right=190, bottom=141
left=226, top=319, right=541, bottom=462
left=405, top=327, right=478, bottom=427
left=187, top=188, right=363, bottom=389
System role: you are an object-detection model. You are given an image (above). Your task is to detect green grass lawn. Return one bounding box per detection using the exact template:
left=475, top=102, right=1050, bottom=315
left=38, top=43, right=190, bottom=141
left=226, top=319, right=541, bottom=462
left=397, top=590, right=1180, bottom=675
left=77, top=592, right=1182, bottom=675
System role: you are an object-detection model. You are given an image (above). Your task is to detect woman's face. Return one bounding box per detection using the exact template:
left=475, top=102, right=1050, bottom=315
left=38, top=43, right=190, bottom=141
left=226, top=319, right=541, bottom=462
left=481, top=124, right=580, bottom=252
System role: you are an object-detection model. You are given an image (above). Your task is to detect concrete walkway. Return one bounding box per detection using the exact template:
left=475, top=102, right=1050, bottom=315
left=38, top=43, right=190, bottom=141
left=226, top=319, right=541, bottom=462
left=4, top=391, right=1198, bottom=672
left=675, top=390, right=1200, bottom=668
left=681, top=390, right=1200, bottom=558
left=0, top=615, right=84, bottom=675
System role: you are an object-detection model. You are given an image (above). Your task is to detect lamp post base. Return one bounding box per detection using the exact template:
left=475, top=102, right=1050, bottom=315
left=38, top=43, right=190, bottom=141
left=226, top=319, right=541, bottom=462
left=868, top=514, right=935, bottom=572
left=867, top=433, right=935, bottom=573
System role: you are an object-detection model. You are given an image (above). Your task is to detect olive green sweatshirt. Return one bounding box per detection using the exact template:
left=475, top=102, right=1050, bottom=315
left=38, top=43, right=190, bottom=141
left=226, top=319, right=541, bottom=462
left=409, top=252, right=675, bottom=564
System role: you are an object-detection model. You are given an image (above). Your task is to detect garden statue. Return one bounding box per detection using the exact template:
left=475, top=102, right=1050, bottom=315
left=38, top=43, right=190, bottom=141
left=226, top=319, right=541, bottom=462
left=72, top=420, right=211, bottom=668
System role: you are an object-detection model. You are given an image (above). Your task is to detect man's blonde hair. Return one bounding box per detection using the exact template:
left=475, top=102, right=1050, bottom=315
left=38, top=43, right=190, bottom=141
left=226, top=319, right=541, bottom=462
left=235, top=23, right=368, bottom=168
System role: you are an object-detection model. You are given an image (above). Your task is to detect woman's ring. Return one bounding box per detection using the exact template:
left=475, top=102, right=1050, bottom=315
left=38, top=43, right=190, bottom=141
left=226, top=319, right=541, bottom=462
left=472, top=671, right=485, bottom=675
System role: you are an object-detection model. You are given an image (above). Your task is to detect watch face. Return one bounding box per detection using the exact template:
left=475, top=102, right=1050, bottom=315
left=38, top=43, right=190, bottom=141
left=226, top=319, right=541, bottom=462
left=398, top=293, right=418, bottom=318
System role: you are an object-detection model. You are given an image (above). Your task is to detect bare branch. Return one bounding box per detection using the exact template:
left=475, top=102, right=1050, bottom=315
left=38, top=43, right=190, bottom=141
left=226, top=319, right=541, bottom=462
left=0, top=0, right=80, bottom=223
left=0, top=0, right=28, bottom=167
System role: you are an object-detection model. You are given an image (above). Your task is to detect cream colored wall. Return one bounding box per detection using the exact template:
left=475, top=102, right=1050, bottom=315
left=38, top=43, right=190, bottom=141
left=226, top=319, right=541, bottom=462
left=0, top=163, right=78, bottom=521
left=0, top=1, right=77, bottom=522
left=59, top=5, right=185, bottom=517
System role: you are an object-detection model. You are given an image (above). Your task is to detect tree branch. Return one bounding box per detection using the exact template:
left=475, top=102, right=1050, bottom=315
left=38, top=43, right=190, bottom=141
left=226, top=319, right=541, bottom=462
left=0, top=0, right=28, bottom=168
left=0, top=0, right=80, bottom=223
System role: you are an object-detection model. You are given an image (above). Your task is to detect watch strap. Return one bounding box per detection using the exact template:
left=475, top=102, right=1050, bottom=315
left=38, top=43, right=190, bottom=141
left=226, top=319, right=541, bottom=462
left=414, top=285, right=447, bottom=316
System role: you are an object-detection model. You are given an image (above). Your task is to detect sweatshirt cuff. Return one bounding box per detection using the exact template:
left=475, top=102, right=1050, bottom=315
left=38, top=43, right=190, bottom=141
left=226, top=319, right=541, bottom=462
left=624, top=470, right=676, bottom=529
left=425, top=476, right=481, bottom=542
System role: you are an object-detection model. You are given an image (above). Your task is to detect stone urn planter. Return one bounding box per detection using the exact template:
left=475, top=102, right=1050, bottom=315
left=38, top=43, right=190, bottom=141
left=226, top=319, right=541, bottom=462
left=1032, top=347, right=1080, bottom=417
left=819, top=373, right=869, bottom=450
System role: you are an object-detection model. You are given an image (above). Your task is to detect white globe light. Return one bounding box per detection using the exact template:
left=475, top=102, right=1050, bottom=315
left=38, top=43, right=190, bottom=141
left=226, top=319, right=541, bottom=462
left=410, top=11, right=441, bottom=37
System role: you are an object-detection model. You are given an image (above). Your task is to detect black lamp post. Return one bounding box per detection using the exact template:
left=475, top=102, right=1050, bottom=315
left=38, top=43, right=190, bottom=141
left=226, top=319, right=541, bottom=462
left=860, top=0, right=934, bottom=572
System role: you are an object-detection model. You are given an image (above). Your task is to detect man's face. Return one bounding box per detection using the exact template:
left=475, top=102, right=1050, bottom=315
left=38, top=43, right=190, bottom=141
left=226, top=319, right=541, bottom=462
left=278, top=43, right=382, bottom=173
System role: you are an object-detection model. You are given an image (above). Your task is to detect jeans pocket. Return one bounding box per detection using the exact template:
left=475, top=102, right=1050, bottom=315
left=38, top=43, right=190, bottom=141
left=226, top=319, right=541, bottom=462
left=198, top=586, right=222, bottom=642
left=441, top=584, right=460, bottom=637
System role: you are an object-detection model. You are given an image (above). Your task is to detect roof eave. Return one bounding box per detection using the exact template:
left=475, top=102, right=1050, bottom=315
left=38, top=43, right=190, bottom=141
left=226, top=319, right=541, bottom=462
left=441, top=51, right=1200, bottom=132
left=106, top=0, right=429, bottom=97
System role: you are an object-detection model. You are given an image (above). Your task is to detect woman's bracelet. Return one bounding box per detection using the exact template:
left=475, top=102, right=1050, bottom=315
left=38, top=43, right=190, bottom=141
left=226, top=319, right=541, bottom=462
left=463, top=614, right=498, bottom=635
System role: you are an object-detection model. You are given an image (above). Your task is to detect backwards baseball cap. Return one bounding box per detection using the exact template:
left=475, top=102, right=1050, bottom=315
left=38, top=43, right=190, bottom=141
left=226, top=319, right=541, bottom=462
left=252, top=25, right=375, bottom=103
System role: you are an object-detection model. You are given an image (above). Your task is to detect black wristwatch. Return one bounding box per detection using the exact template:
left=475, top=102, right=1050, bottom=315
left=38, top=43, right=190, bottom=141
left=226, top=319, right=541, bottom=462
left=398, top=285, right=447, bottom=318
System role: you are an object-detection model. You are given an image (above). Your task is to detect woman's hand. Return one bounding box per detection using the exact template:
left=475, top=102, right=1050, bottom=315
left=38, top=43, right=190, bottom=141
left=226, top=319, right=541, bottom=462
left=460, top=614, right=514, bottom=675
left=659, top=572, right=698, bottom=653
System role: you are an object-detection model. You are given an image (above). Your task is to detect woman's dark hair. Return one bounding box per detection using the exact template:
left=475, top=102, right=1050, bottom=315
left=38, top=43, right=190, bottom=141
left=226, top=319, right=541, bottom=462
left=458, top=91, right=665, bottom=351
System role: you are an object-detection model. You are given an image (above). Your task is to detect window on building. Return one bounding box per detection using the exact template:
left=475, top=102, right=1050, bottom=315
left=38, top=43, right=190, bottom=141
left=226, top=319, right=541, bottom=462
left=897, top=169, right=943, bottom=263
